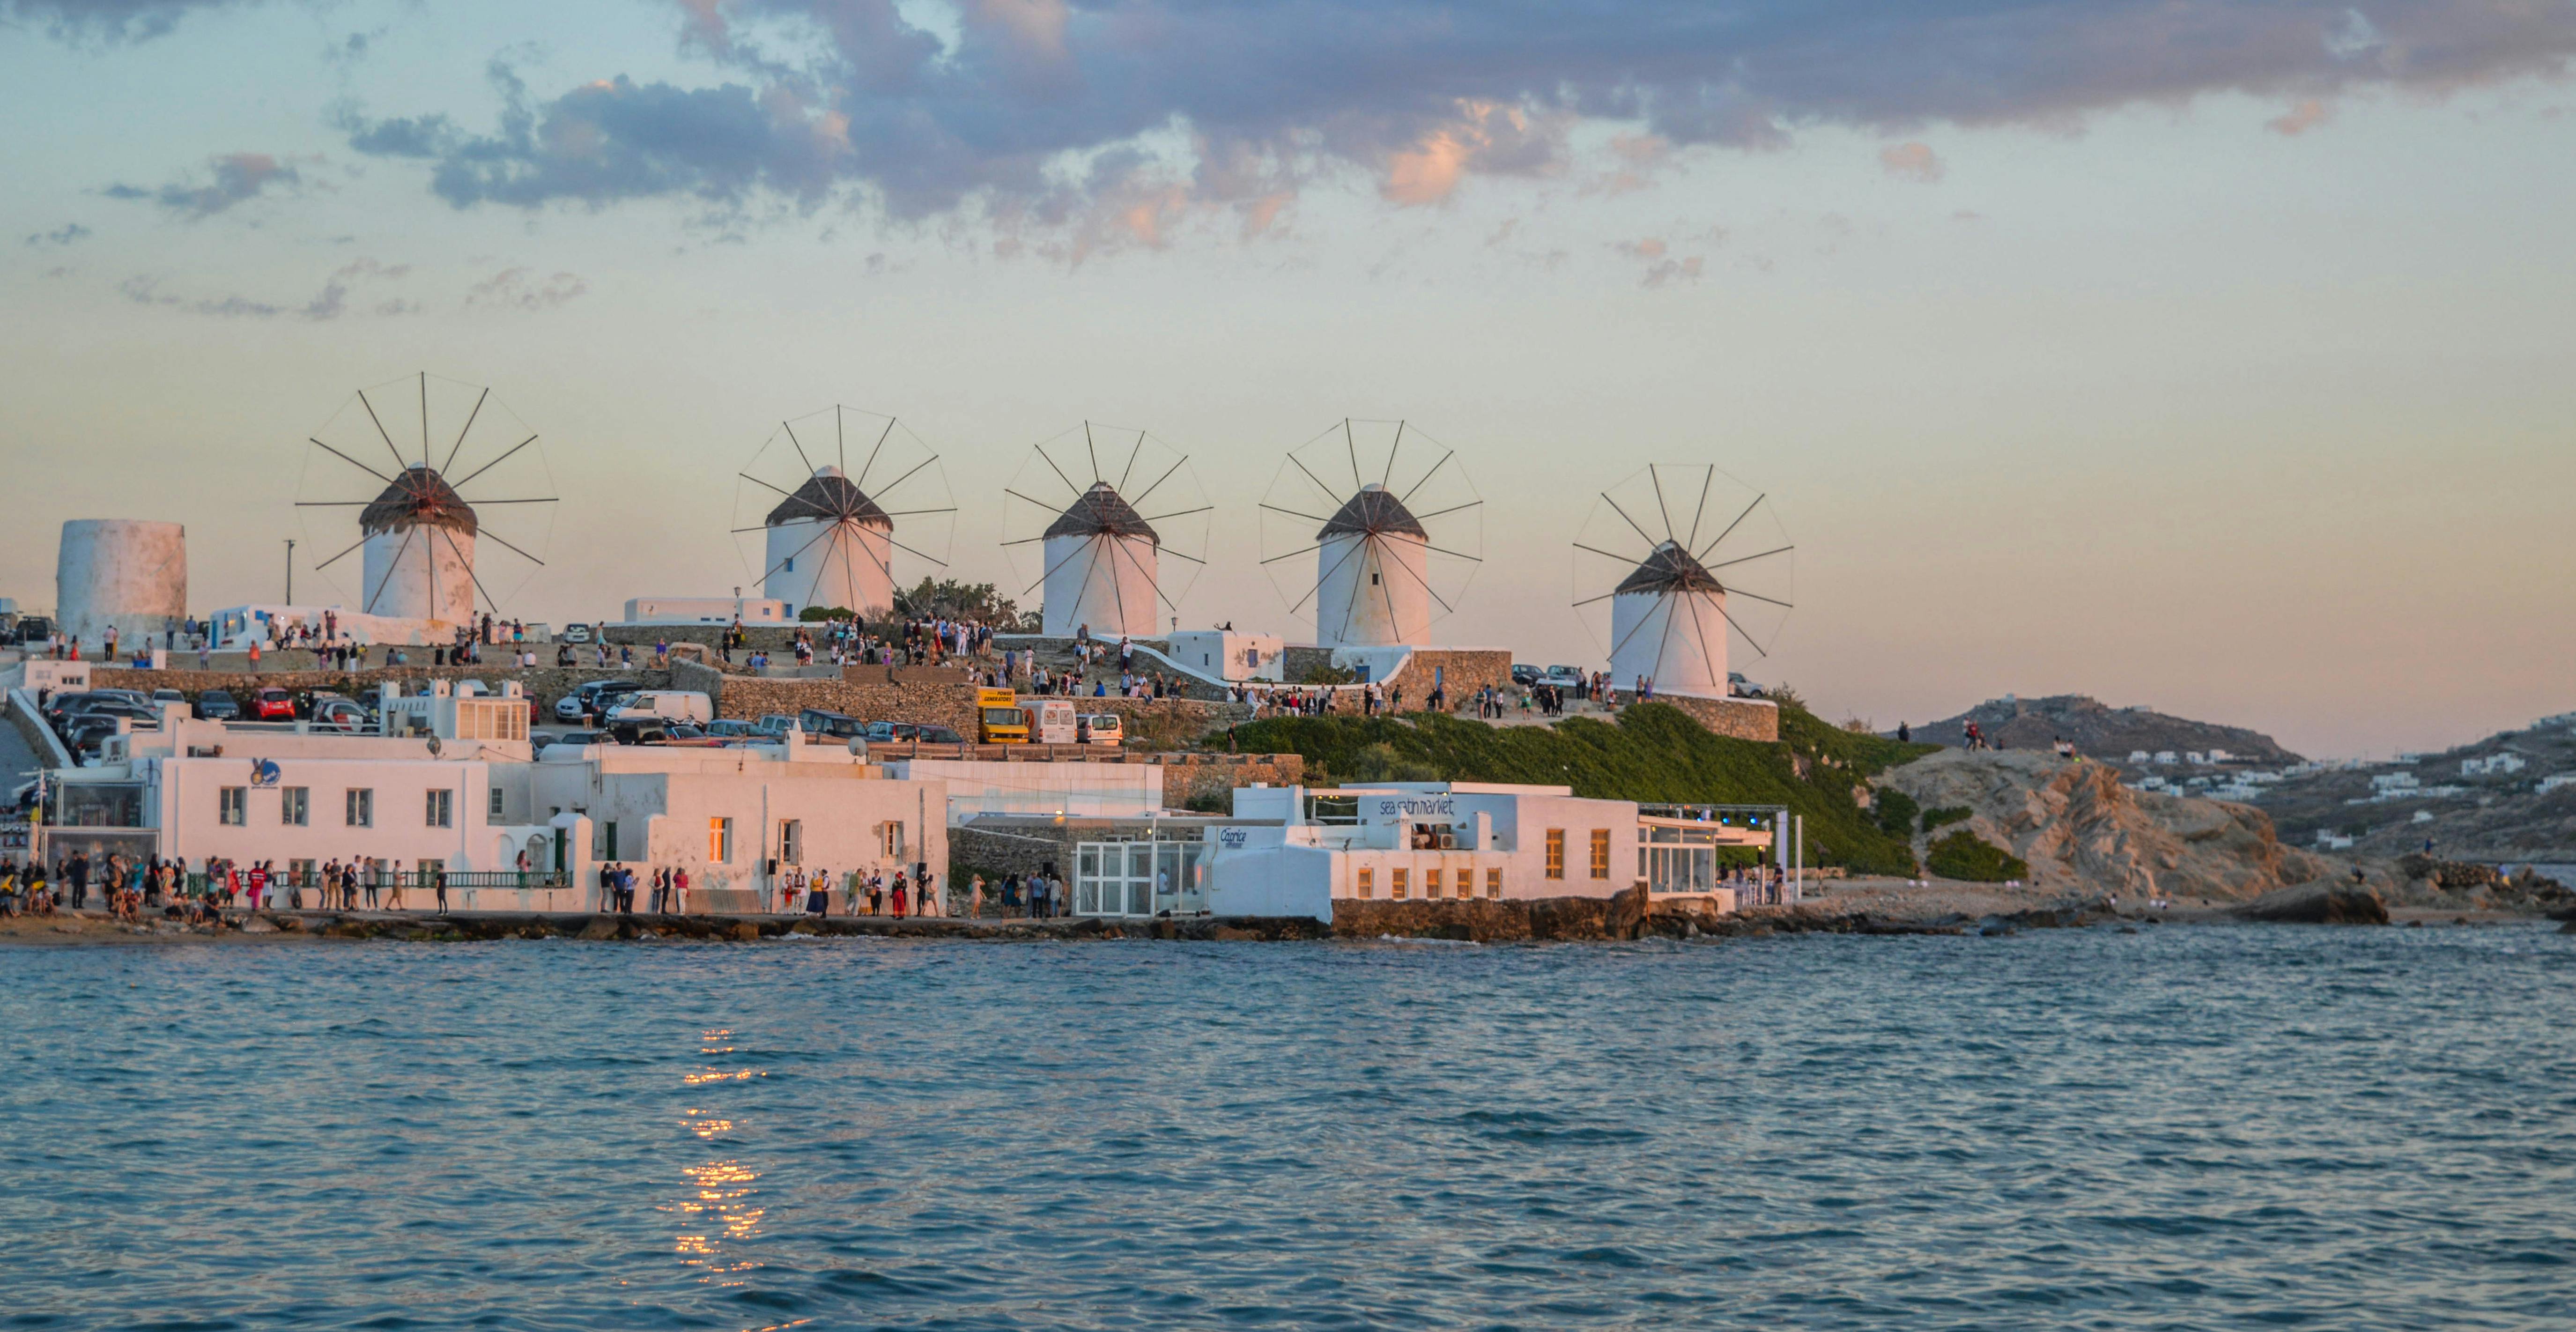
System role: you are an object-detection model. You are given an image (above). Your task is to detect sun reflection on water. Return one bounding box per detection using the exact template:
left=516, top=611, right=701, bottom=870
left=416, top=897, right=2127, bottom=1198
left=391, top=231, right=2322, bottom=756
left=669, top=1029, right=770, bottom=1287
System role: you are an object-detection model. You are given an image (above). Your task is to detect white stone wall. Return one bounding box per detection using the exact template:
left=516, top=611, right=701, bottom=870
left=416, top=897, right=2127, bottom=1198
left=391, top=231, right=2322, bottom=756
left=1609, top=587, right=1729, bottom=699
left=1041, top=532, right=1160, bottom=637
left=56, top=518, right=186, bottom=649
left=360, top=524, right=475, bottom=626
left=1313, top=530, right=1429, bottom=647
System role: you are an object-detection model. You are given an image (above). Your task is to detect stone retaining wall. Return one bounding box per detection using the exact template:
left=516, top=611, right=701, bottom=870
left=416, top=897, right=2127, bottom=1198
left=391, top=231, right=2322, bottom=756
left=1328, top=886, right=1736, bottom=941
left=1643, top=694, right=1781, bottom=743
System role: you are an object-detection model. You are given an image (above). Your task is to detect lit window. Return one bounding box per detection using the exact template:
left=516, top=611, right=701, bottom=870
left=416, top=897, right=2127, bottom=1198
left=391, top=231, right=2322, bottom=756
left=1355, top=867, right=1374, bottom=899
left=1590, top=829, right=1611, bottom=880
left=1485, top=867, right=1502, bottom=899
left=1392, top=867, right=1408, bottom=899
left=218, top=787, right=247, bottom=826
left=710, top=816, right=734, bottom=862
left=1545, top=829, right=1564, bottom=879
left=345, top=788, right=373, bottom=828
left=1425, top=867, right=1442, bottom=898
left=281, top=786, right=309, bottom=826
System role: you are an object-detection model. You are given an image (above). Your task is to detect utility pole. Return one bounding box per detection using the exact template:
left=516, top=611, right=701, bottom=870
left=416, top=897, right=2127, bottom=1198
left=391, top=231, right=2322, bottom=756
left=284, top=539, right=296, bottom=604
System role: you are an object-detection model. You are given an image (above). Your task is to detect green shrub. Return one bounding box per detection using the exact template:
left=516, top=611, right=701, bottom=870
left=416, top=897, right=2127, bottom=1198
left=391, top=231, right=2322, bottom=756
left=1919, top=805, right=1972, bottom=833
left=1296, top=662, right=1360, bottom=686
left=798, top=606, right=854, bottom=622
left=1872, top=787, right=1921, bottom=837
left=1230, top=701, right=1940, bottom=876
left=1925, top=830, right=2028, bottom=882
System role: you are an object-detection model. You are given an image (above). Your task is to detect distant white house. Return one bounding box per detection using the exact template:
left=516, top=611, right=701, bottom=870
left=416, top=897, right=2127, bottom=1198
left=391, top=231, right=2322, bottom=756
left=619, top=596, right=789, bottom=626
left=2154, top=750, right=2178, bottom=765
left=2461, top=754, right=2527, bottom=777
left=2127, top=750, right=2151, bottom=764
left=2536, top=774, right=2576, bottom=795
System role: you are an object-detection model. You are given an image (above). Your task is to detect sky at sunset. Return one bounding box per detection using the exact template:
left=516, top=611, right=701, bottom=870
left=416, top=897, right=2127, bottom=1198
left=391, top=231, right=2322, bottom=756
left=2, top=0, right=2570, bottom=758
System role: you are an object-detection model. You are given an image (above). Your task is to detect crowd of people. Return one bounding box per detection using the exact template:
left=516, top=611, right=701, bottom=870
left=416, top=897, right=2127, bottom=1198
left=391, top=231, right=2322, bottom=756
left=0, top=850, right=422, bottom=922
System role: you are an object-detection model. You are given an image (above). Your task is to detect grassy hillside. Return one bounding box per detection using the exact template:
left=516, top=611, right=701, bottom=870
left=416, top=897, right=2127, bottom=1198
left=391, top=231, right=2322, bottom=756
left=1229, top=703, right=1939, bottom=875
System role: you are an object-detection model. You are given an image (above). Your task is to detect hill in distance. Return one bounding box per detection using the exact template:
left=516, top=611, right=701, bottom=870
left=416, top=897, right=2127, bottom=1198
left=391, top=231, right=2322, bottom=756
left=1895, top=694, right=2303, bottom=768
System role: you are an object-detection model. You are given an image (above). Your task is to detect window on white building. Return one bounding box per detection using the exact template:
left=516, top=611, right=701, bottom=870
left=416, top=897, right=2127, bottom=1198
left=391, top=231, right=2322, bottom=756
left=1355, top=867, right=1374, bottom=899
left=710, top=817, right=734, bottom=862
left=1545, top=829, right=1565, bottom=879
left=1486, top=867, right=1502, bottom=899
left=218, top=787, right=246, bottom=826
left=880, top=821, right=905, bottom=859
left=346, top=788, right=373, bottom=828
left=281, top=786, right=309, bottom=826
left=426, top=789, right=453, bottom=829
left=1590, top=829, right=1611, bottom=880
left=488, top=787, right=505, bottom=820
left=1391, top=867, right=1409, bottom=900
left=779, top=819, right=802, bottom=864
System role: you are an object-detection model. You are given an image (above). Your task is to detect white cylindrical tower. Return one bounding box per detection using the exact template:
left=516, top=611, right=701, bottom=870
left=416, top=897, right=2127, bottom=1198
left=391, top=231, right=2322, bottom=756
left=1314, top=484, right=1430, bottom=648
left=359, top=467, right=477, bottom=626
left=56, top=519, right=187, bottom=650
left=762, top=466, right=895, bottom=619
left=1608, top=541, right=1729, bottom=698
left=1040, top=482, right=1159, bottom=638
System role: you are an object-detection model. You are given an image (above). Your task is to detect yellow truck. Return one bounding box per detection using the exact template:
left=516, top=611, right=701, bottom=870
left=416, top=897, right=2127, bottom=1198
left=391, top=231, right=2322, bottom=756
left=977, top=688, right=1029, bottom=744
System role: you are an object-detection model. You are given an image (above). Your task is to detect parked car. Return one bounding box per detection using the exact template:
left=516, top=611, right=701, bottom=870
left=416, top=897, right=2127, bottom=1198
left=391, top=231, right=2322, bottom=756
left=1077, top=713, right=1124, bottom=747
left=799, top=710, right=865, bottom=744
left=454, top=679, right=490, bottom=697
left=50, top=693, right=152, bottom=730
left=1510, top=663, right=1541, bottom=687
left=150, top=688, right=187, bottom=708
left=1538, top=666, right=1585, bottom=692
left=194, top=688, right=241, bottom=721
left=616, top=721, right=724, bottom=747
left=707, top=719, right=754, bottom=738
left=555, top=679, right=640, bottom=722
left=605, top=690, right=713, bottom=726
left=539, top=729, right=610, bottom=753
left=251, top=687, right=296, bottom=720
left=559, top=622, right=595, bottom=644
left=753, top=714, right=798, bottom=739
left=63, top=714, right=124, bottom=760
left=313, top=697, right=373, bottom=732
left=12, top=614, right=53, bottom=645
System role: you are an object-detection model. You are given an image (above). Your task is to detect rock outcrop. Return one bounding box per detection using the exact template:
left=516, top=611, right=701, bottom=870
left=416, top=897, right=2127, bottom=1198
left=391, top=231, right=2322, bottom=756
left=2234, top=881, right=2389, bottom=925
left=1899, top=694, right=2301, bottom=767
left=1876, top=749, right=2337, bottom=902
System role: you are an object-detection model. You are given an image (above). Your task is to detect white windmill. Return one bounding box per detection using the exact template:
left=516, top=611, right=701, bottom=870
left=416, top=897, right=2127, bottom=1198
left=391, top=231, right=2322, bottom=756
left=1571, top=464, right=1793, bottom=698
left=1000, top=424, right=1210, bottom=639
left=1258, top=420, right=1482, bottom=648
left=731, top=407, right=955, bottom=621
left=295, top=373, right=558, bottom=628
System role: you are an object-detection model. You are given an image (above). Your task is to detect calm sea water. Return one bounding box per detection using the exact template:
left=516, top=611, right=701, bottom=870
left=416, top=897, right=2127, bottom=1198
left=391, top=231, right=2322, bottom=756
left=5, top=925, right=2572, bottom=1331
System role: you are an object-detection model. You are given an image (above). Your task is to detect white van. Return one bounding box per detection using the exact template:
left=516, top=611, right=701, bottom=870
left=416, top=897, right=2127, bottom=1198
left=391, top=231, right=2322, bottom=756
left=606, top=690, right=713, bottom=725
left=1025, top=699, right=1076, bottom=745
left=1077, top=712, right=1123, bottom=747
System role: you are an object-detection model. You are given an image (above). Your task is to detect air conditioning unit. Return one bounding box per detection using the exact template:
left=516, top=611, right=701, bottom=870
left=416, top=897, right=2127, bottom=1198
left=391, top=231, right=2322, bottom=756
left=1437, top=832, right=1456, bottom=849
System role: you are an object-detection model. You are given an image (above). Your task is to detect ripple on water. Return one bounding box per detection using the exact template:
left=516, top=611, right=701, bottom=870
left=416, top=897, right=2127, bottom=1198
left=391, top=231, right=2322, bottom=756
left=3, top=925, right=2574, bottom=1330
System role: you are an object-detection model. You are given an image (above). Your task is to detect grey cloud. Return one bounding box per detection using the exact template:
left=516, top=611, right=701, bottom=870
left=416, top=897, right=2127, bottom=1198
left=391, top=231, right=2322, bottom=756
left=102, top=152, right=301, bottom=218
left=321, top=2, right=2576, bottom=232
left=26, top=222, right=91, bottom=246
left=464, top=266, right=589, bottom=310
left=118, top=257, right=412, bottom=319
left=4, top=0, right=244, bottom=41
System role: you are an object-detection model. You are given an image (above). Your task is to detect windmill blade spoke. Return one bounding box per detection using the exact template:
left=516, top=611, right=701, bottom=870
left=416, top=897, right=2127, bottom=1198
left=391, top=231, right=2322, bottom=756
left=1285, top=453, right=1339, bottom=509
left=1345, top=419, right=1362, bottom=492
left=1377, top=534, right=1454, bottom=615
left=1259, top=504, right=1332, bottom=524
left=443, top=527, right=504, bottom=617
left=1571, top=589, right=1620, bottom=609
left=1126, top=455, right=1190, bottom=511
left=884, top=535, right=948, bottom=568
left=1116, top=429, right=1146, bottom=494
left=754, top=519, right=839, bottom=589
left=1601, top=493, right=1660, bottom=549
left=1715, top=600, right=1770, bottom=659
left=311, top=534, right=368, bottom=572
left=1382, top=421, right=1403, bottom=488
left=1036, top=442, right=1081, bottom=498
left=1604, top=592, right=1665, bottom=666
left=740, top=472, right=800, bottom=500
left=1725, top=588, right=1794, bottom=610
left=781, top=420, right=817, bottom=478
left=356, top=389, right=408, bottom=474
left=1572, top=541, right=1641, bottom=564
left=1136, top=505, right=1212, bottom=524
left=465, top=497, right=557, bottom=505
left=1646, top=578, right=1683, bottom=691
left=1293, top=534, right=1370, bottom=615
left=448, top=434, right=539, bottom=490
left=440, top=386, right=490, bottom=475
left=294, top=501, right=373, bottom=507
left=855, top=414, right=898, bottom=491
left=311, top=438, right=394, bottom=485
left=871, top=453, right=937, bottom=500
left=1405, top=499, right=1481, bottom=524
left=878, top=505, right=958, bottom=518
left=418, top=373, right=430, bottom=467
left=1395, top=447, right=1454, bottom=508
left=477, top=529, right=548, bottom=568
left=1110, top=532, right=1177, bottom=615
left=1649, top=465, right=1682, bottom=546
left=1705, top=543, right=1793, bottom=572
left=1684, top=466, right=1713, bottom=551
left=1695, top=493, right=1768, bottom=563
left=1260, top=542, right=1323, bottom=566
left=1419, top=541, right=1481, bottom=563
left=1156, top=547, right=1205, bottom=566
left=1682, top=588, right=1723, bottom=688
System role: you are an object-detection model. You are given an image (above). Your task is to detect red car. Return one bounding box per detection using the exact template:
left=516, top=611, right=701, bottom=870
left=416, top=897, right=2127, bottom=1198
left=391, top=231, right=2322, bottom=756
left=252, top=687, right=296, bottom=720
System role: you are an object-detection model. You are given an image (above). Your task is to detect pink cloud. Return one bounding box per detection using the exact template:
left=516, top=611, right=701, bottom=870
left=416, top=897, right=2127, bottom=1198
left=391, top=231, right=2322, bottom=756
left=1878, top=141, right=1945, bottom=183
